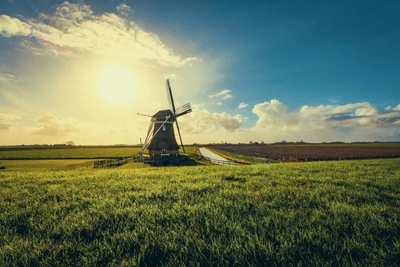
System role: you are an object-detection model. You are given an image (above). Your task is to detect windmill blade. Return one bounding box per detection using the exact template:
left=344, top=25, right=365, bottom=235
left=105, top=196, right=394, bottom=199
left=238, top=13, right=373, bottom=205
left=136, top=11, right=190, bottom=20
left=175, top=118, right=186, bottom=153
left=141, top=118, right=155, bottom=153
left=142, top=116, right=171, bottom=152
left=175, top=103, right=192, bottom=118
left=166, top=79, right=176, bottom=114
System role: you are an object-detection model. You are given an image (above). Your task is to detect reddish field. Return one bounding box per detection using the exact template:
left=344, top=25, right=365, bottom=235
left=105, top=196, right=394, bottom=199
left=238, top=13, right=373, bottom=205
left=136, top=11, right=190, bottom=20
left=208, top=144, right=400, bottom=162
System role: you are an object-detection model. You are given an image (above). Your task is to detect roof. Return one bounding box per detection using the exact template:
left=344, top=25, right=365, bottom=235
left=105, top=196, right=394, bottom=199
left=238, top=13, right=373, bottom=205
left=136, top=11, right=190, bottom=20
left=153, top=109, right=175, bottom=121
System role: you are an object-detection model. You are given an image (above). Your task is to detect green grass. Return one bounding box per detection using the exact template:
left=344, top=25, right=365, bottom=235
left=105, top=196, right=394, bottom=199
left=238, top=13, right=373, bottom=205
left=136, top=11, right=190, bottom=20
left=0, top=160, right=95, bottom=171
left=0, top=146, right=198, bottom=160
left=0, top=160, right=154, bottom=171
left=0, top=147, right=142, bottom=160
left=1, top=159, right=399, bottom=266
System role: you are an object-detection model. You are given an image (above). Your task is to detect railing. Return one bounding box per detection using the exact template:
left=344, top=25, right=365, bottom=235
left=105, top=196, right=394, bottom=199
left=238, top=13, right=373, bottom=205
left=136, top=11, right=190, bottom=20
left=202, top=156, right=238, bottom=166
left=94, top=158, right=129, bottom=168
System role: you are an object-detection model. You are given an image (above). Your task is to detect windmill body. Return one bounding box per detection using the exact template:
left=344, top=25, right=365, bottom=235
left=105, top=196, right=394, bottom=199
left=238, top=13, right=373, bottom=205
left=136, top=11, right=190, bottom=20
left=147, top=109, right=179, bottom=156
left=138, top=80, right=192, bottom=166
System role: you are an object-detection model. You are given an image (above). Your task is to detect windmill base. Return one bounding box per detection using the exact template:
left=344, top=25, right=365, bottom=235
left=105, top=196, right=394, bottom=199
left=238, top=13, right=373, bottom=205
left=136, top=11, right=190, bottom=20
left=143, top=154, right=191, bottom=166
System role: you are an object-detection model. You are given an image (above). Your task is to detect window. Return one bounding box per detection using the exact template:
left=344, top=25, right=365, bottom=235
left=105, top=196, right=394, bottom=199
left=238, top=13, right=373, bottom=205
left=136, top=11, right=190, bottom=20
left=162, top=125, right=166, bottom=131
left=162, top=149, right=167, bottom=155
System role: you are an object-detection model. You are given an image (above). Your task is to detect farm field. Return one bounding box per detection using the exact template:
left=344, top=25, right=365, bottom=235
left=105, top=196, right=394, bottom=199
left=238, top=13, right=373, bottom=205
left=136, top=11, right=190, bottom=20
left=0, top=145, right=198, bottom=160
left=1, top=159, right=399, bottom=266
left=0, top=146, right=141, bottom=160
left=0, top=160, right=95, bottom=171
left=208, top=143, right=400, bottom=162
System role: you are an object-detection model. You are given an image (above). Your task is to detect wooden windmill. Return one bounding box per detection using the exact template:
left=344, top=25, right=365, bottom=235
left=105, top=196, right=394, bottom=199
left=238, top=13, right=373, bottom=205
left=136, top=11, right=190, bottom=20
left=139, top=80, right=192, bottom=165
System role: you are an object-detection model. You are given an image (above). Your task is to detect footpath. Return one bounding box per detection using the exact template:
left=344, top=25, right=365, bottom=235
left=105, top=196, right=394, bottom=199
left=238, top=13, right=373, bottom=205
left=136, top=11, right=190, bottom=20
left=199, top=147, right=238, bottom=166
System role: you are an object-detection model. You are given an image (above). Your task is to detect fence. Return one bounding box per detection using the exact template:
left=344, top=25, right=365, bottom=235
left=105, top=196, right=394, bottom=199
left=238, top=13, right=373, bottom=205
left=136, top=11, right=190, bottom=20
left=202, top=156, right=238, bottom=166
left=94, top=158, right=129, bottom=168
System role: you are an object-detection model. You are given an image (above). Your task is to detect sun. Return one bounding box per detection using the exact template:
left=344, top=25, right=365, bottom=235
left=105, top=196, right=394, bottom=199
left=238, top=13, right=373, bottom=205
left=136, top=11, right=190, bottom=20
left=97, top=65, right=136, bottom=103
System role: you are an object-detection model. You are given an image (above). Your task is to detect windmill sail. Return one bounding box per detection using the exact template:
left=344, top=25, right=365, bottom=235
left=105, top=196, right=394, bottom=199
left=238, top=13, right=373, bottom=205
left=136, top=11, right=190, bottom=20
left=166, top=80, right=176, bottom=114
left=138, top=79, right=191, bottom=164
left=175, top=119, right=185, bottom=153
left=175, top=103, right=192, bottom=118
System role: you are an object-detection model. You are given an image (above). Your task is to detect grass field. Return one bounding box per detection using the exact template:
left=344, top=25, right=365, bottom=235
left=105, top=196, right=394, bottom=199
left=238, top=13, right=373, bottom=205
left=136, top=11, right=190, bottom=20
left=0, top=146, right=198, bottom=160
left=1, top=158, right=399, bottom=266
left=0, top=160, right=95, bottom=171
left=0, top=147, right=140, bottom=160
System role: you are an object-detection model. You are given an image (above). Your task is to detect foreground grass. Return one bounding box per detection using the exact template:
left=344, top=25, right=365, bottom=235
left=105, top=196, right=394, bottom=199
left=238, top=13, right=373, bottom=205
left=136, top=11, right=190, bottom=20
left=1, top=159, right=399, bottom=266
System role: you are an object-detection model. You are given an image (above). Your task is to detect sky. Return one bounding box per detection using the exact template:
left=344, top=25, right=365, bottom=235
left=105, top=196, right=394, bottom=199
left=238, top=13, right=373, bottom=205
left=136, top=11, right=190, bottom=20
left=0, top=0, right=399, bottom=145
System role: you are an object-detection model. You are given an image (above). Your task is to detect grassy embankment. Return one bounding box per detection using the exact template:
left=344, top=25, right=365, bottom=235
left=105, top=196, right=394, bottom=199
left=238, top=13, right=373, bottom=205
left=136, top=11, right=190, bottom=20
left=1, top=158, right=399, bottom=266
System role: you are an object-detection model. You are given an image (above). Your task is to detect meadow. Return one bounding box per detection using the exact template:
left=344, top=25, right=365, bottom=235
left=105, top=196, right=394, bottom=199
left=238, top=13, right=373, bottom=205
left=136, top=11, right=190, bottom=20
left=1, top=158, right=399, bottom=266
left=0, top=146, right=199, bottom=160
left=0, top=146, right=142, bottom=160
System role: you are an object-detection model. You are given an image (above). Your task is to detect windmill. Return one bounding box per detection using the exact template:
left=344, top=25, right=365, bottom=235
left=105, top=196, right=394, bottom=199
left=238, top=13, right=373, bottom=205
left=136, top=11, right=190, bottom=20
left=138, top=80, right=192, bottom=165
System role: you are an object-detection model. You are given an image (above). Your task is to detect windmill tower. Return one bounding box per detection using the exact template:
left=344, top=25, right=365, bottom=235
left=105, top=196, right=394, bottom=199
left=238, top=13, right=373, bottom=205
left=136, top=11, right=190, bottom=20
left=139, top=80, right=192, bottom=165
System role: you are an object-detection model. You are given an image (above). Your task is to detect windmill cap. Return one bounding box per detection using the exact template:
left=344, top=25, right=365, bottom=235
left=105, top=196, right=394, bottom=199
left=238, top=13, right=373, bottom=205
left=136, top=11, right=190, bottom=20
left=153, top=109, right=175, bottom=120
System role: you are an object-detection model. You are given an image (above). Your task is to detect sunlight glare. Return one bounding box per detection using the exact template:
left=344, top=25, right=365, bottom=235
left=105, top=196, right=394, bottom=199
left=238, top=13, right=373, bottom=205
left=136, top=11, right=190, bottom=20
left=97, top=65, right=136, bottom=103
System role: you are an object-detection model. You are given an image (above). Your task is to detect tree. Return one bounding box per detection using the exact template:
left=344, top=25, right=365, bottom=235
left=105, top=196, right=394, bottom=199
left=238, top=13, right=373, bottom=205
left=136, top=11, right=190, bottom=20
left=65, top=141, right=75, bottom=146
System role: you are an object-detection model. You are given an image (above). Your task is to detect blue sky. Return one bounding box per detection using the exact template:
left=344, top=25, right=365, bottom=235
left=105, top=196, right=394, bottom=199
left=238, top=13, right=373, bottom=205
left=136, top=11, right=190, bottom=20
left=0, top=0, right=399, bottom=145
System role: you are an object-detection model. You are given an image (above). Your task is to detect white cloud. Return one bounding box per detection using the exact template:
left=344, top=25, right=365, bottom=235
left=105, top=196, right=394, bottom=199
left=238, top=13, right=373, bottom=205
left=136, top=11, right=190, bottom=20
left=164, top=73, right=177, bottom=79
left=0, top=15, right=31, bottom=37
left=116, top=4, right=132, bottom=16
left=209, top=89, right=233, bottom=104
left=384, top=105, right=400, bottom=112
left=0, top=73, right=23, bottom=82
left=0, top=89, right=25, bottom=109
left=209, top=89, right=232, bottom=99
left=0, top=113, right=20, bottom=130
left=0, top=2, right=199, bottom=67
left=32, top=114, right=80, bottom=136
left=192, top=103, right=204, bottom=109
left=252, top=100, right=400, bottom=132
left=392, top=104, right=400, bottom=111
left=238, top=103, right=248, bottom=109
left=178, top=108, right=245, bottom=134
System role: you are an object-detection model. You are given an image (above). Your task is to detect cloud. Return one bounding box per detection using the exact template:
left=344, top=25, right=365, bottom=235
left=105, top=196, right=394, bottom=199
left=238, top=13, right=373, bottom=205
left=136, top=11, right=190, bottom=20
left=0, top=113, right=20, bottom=130
left=192, top=103, right=204, bottom=109
left=0, top=73, right=23, bottom=82
left=209, top=89, right=232, bottom=99
left=252, top=99, right=400, bottom=132
left=0, top=2, right=199, bottom=67
left=238, top=103, right=248, bottom=109
left=385, top=104, right=400, bottom=112
left=116, top=4, right=132, bottom=16
left=0, top=15, right=31, bottom=37
left=164, top=73, right=177, bottom=79
left=32, top=114, right=80, bottom=136
left=179, top=108, right=245, bottom=134
left=0, top=88, right=25, bottom=109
